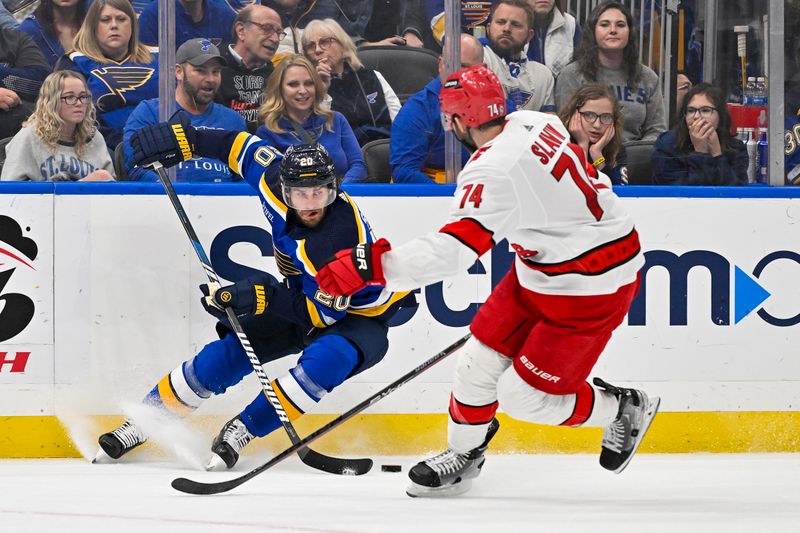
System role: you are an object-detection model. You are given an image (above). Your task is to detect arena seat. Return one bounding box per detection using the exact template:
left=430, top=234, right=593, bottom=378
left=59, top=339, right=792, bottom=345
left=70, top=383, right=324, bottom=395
left=623, top=140, right=656, bottom=185
left=361, top=138, right=392, bottom=183
left=357, top=46, right=439, bottom=103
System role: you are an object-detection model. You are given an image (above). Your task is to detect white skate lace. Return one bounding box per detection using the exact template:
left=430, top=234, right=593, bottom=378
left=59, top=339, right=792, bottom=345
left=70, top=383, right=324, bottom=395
left=111, top=420, right=146, bottom=449
left=602, top=419, right=626, bottom=453
left=424, top=449, right=469, bottom=476
left=223, top=419, right=253, bottom=452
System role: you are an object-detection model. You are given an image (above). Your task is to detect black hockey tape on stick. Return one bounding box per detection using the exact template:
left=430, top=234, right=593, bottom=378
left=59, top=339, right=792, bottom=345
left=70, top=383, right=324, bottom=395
left=151, top=162, right=372, bottom=476
left=171, top=333, right=472, bottom=495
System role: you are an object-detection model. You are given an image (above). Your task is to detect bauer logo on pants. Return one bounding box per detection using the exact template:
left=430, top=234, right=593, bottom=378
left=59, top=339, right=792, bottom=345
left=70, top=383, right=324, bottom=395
left=0, top=215, right=38, bottom=343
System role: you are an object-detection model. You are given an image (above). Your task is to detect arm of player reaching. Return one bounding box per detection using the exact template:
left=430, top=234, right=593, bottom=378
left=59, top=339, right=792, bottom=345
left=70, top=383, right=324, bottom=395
left=318, top=170, right=520, bottom=295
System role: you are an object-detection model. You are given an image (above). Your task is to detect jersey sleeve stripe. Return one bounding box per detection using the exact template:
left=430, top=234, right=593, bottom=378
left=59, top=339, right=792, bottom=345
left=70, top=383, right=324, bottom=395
left=439, top=217, right=496, bottom=256
left=259, top=175, right=288, bottom=214
left=227, top=131, right=249, bottom=174
left=347, top=290, right=412, bottom=317
left=342, top=192, right=367, bottom=243
left=521, top=228, right=641, bottom=277
left=305, top=298, right=330, bottom=328
left=296, top=239, right=317, bottom=275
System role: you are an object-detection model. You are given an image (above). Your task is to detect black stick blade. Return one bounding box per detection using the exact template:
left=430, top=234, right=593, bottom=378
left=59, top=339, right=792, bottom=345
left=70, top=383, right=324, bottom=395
left=299, top=448, right=373, bottom=475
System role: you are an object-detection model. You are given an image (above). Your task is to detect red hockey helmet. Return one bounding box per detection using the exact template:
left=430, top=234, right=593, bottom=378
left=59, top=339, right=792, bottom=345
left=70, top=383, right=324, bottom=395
left=439, top=65, right=506, bottom=131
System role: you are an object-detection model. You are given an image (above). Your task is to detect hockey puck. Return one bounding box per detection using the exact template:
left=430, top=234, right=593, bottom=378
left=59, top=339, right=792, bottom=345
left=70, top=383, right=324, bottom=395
left=381, top=464, right=402, bottom=473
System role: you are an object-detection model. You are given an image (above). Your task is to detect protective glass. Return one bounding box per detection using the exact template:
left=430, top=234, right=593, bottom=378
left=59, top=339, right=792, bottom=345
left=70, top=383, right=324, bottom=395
left=440, top=111, right=454, bottom=131
left=282, top=184, right=336, bottom=211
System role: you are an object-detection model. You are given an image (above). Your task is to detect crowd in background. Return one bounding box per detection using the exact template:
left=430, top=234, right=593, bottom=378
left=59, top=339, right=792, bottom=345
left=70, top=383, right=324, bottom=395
left=0, top=0, right=762, bottom=186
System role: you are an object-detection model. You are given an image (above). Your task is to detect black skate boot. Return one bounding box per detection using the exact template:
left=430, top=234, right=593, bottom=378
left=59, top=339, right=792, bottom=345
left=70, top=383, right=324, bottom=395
left=94, top=420, right=147, bottom=461
left=406, top=418, right=500, bottom=498
left=206, top=416, right=254, bottom=470
left=594, top=377, right=660, bottom=473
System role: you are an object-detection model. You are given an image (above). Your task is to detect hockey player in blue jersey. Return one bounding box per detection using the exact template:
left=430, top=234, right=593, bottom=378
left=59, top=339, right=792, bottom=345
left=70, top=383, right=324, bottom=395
left=96, top=114, right=414, bottom=469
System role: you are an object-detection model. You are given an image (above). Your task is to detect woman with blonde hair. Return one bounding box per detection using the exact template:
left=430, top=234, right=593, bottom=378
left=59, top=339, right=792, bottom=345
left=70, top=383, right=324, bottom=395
left=557, top=83, right=626, bottom=184
left=302, top=18, right=401, bottom=145
left=57, top=0, right=159, bottom=150
left=255, top=54, right=366, bottom=183
left=2, top=70, right=114, bottom=182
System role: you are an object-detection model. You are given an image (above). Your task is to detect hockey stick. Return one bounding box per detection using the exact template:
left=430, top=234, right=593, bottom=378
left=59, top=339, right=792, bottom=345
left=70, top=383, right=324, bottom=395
left=172, top=333, right=471, bottom=495
left=152, top=162, right=372, bottom=476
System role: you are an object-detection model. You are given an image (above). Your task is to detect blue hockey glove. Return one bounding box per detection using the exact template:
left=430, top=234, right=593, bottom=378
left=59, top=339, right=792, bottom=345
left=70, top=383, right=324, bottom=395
left=200, top=278, right=273, bottom=319
left=130, top=110, right=196, bottom=169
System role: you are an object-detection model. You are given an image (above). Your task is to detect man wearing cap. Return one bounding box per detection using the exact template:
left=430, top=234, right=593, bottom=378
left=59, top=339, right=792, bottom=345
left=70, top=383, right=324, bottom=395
left=122, top=38, right=247, bottom=182
left=216, top=4, right=282, bottom=132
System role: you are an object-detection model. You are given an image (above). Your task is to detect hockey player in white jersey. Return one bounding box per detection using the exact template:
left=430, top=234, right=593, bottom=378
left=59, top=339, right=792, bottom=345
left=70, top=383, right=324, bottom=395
left=316, top=65, right=660, bottom=497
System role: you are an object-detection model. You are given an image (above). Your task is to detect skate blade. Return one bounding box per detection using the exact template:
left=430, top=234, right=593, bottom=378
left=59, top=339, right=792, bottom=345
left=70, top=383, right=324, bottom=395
left=613, top=395, right=661, bottom=475
left=92, top=447, right=113, bottom=464
left=205, top=454, right=228, bottom=471
left=406, top=478, right=473, bottom=498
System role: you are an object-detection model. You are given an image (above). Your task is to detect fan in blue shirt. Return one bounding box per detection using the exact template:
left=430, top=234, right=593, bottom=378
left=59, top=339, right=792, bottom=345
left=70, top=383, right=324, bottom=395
left=124, top=38, right=246, bottom=182
left=138, top=0, right=237, bottom=48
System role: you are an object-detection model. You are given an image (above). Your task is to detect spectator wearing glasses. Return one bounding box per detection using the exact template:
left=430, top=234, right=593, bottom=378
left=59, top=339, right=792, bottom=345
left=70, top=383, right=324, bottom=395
left=216, top=4, right=283, bottom=132
left=652, top=82, right=747, bottom=186
left=302, top=18, right=401, bottom=145
left=2, top=70, right=114, bottom=182
left=555, top=2, right=666, bottom=143
left=558, top=83, right=626, bottom=185
left=255, top=54, right=367, bottom=183
left=20, top=0, right=89, bottom=69
left=138, top=0, right=237, bottom=48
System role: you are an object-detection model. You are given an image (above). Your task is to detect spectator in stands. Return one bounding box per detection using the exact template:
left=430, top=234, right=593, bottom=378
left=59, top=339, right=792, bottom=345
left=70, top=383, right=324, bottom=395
left=558, top=83, right=626, bottom=185
left=20, top=0, right=88, bottom=69
left=138, top=0, right=237, bottom=48
left=124, top=39, right=246, bottom=182
left=652, top=82, right=747, bottom=186
left=525, top=0, right=580, bottom=77
left=302, top=18, right=401, bottom=145
left=57, top=0, right=159, bottom=150
left=0, top=25, right=50, bottom=139
left=555, top=1, right=666, bottom=143
left=255, top=54, right=366, bottom=183
left=482, top=0, right=554, bottom=113
left=216, top=4, right=281, bottom=132
left=390, top=33, right=483, bottom=184
left=362, top=0, right=427, bottom=48
left=294, top=0, right=423, bottom=47
left=425, top=0, right=494, bottom=45
left=1, top=70, right=114, bottom=181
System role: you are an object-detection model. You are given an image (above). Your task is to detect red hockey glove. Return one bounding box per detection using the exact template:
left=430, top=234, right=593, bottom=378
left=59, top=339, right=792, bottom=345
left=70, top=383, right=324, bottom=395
left=317, top=238, right=391, bottom=296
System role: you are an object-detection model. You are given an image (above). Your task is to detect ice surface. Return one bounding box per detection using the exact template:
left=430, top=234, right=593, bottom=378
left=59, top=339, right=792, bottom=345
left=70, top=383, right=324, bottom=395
left=1, top=454, right=799, bottom=532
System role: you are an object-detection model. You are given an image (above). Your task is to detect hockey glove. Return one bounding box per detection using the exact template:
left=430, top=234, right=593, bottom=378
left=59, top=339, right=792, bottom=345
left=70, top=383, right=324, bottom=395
left=200, top=278, right=273, bottom=319
left=316, top=238, right=391, bottom=296
left=130, top=110, right=196, bottom=169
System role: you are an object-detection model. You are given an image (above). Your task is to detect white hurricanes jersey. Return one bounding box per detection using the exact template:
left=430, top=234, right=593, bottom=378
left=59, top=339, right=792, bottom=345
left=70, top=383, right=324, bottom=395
left=382, top=110, right=643, bottom=296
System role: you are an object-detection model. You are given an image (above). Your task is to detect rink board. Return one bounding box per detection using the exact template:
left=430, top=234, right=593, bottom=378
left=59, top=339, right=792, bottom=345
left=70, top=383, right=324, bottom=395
left=1, top=183, right=799, bottom=456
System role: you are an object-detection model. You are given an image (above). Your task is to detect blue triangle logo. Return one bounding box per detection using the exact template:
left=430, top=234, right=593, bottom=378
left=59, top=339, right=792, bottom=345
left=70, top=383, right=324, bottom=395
left=734, top=266, right=771, bottom=324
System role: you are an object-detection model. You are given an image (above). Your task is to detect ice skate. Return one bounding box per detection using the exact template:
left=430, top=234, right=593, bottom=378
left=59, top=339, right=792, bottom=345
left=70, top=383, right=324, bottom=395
left=94, top=420, right=147, bottom=462
left=206, top=416, right=254, bottom=470
left=406, top=418, right=499, bottom=497
left=594, top=377, right=660, bottom=474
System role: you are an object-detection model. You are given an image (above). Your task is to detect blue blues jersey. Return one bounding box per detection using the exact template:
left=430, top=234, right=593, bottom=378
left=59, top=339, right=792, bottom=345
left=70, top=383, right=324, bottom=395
left=59, top=49, right=160, bottom=149
left=206, top=130, right=411, bottom=328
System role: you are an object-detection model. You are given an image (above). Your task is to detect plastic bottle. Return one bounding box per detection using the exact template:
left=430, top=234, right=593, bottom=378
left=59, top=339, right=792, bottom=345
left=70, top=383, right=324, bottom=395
left=746, top=128, right=758, bottom=183
left=744, top=77, right=757, bottom=106
left=753, top=77, right=768, bottom=106
left=757, top=129, right=769, bottom=184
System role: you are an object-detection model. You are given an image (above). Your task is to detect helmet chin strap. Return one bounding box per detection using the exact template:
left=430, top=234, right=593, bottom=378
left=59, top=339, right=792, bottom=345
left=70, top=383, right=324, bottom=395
left=453, top=118, right=478, bottom=153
